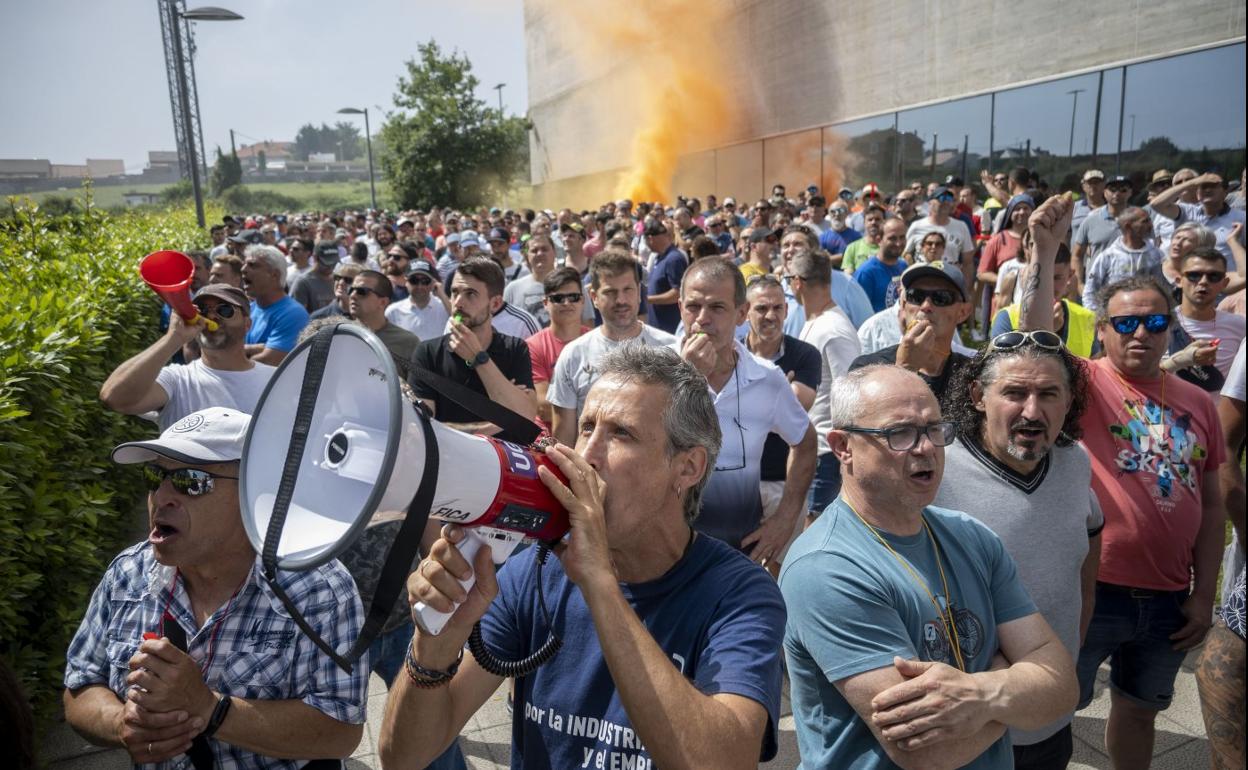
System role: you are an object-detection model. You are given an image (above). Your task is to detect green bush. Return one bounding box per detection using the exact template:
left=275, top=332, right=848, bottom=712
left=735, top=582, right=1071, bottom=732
left=0, top=193, right=212, bottom=724
left=219, top=184, right=301, bottom=213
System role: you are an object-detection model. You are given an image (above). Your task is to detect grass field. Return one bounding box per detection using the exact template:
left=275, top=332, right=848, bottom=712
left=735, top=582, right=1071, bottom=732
left=8, top=179, right=396, bottom=211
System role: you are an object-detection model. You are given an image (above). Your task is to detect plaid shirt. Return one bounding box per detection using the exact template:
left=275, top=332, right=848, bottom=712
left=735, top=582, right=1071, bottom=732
left=65, top=542, right=369, bottom=770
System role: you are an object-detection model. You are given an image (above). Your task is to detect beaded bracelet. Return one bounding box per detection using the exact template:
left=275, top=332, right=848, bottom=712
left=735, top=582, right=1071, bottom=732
left=404, top=641, right=463, bottom=689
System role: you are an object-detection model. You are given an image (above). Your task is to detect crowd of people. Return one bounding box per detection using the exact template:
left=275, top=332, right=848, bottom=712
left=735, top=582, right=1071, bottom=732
left=59, top=164, right=1246, bottom=769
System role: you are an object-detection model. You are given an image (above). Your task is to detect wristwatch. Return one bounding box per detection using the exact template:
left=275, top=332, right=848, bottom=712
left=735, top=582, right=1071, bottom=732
left=465, top=350, right=490, bottom=369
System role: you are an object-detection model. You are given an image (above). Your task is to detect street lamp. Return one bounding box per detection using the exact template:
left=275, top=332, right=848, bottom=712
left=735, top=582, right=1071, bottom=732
left=493, top=83, right=506, bottom=114
left=1066, top=88, right=1086, bottom=158
left=163, top=3, right=243, bottom=228
left=338, top=108, right=377, bottom=212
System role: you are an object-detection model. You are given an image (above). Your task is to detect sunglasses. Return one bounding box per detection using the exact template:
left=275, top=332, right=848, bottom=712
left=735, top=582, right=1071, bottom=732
left=934, top=194, right=955, bottom=202
left=193, top=302, right=238, bottom=319
left=348, top=286, right=380, bottom=297
left=1184, top=270, right=1226, bottom=283
left=1109, top=314, right=1170, bottom=334
left=905, top=287, right=958, bottom=307
left=546, top=292, right=583, bottom=305
left=141, top=463, right=236, bottom=497
left=990, top=330, right=1063, bottom=351
left=408, top=276, right=433, bottom=286
left=920, top=239, right=945, bottom=249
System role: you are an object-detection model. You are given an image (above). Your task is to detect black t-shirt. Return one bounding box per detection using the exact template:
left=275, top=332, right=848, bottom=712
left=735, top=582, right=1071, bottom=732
left=408, top=331, right=534, bottom=424
left=848, top=344, right=971, bottom=402
left=759, top=335, right=822, bottom=481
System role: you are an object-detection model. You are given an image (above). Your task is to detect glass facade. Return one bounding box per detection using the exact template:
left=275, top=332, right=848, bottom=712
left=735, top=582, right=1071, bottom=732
left=686, top=42, right=1245, bottom=202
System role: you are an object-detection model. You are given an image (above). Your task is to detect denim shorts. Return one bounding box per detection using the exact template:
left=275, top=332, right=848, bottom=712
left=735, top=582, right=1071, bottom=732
left=1012, top=723, right=1073, bottom=770
left=806, top=453, right=841, bottom=515
left=1076, top=582, right=1190, bottom=710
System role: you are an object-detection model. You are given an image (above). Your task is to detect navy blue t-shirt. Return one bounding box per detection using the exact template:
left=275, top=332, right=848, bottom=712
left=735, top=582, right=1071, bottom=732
left=758, top=335, right=822, bottom=481
left=478, top=534, right=786, bottom=770
left=646, top=245, right=688, bottom=333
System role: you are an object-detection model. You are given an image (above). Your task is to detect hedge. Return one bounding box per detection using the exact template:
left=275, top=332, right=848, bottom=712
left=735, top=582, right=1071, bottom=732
left=0, top=191, right=213, bottom=723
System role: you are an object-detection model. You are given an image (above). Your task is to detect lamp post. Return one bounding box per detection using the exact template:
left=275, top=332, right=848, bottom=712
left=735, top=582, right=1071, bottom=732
left=167, top=4, right=243, bottom=228
left=1066, top=88, right=1086, bottom=158
left=338, top=108, right=377, bottom=212
left=493, top=82, right=506, bottom=114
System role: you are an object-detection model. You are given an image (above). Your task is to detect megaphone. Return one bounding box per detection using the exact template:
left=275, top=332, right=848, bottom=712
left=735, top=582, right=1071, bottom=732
left=140, top=250, right=218, bottom=332
left=240, top=322, right=569, bottom=664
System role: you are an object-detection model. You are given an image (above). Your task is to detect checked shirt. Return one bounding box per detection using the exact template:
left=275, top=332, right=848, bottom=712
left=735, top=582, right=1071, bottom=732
left=65, top=542, right=369, bottom=770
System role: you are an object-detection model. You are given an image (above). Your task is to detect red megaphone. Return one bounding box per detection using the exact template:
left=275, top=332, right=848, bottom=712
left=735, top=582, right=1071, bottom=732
left=139, top=250, right=218, bottom=332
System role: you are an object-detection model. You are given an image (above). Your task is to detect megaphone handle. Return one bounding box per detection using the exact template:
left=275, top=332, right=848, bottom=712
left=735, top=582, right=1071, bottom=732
left=412, top=532, right=487, bottom=636
left=195, top=313, right=219, bottom=332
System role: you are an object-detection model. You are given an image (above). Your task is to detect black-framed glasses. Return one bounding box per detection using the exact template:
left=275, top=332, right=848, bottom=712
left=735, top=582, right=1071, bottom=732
left=193, top=302, right=237, bottom=319
left=334, top=275, right=354, bottom=284
left=545, top=292, right=583, bottom=305
left=842, top=421, right=956, bottom=452
left=1109, top=314, right=1170, bottom=335
left=905, top=287, right=958, bottom=307
left=1183, top=270, right=1226, bottom=284
left=348, top=285, right=379, bottom=297
left=141, top=464, right=237, bottom=497
left=714, top=366, right=747, bottom=472
left=989, top=330, right=1063, bottom=352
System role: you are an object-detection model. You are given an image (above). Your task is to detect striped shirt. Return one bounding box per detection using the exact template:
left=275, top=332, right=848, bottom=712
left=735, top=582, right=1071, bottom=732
left=64, top=542, right=368, bottom=770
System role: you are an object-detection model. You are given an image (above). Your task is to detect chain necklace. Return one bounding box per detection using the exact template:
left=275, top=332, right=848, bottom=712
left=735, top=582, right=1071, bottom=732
left=845, top=500, right=967, bottom=672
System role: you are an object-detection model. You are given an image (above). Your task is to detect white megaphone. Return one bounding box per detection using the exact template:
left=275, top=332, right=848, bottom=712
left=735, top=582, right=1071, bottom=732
left=239, top=323, right=569, bottom=646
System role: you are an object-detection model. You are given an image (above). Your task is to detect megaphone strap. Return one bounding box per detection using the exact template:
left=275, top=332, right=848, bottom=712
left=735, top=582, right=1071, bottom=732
left=409, top=367, right=541, bottom=446
left=260, top=325, right=356, bottom=671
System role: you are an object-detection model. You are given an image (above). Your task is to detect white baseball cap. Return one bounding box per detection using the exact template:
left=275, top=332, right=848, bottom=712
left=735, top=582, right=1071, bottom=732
left=112, top=408, right=251, bottom=465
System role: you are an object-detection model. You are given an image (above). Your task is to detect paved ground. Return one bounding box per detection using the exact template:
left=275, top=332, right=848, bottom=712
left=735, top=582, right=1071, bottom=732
left=42, top=653, right=1212, bottom=769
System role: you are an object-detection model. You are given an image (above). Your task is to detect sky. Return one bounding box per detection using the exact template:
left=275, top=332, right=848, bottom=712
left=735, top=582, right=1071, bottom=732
left=0, top=0, right=529, bottom=173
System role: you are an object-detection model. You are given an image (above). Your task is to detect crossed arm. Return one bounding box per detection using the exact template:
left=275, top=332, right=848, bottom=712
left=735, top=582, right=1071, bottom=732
left=836, top=612, right=1078, bottom=770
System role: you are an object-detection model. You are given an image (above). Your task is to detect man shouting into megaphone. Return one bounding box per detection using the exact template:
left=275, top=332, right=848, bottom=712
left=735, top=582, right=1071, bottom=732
left=379, top=345, right=786, bottom=769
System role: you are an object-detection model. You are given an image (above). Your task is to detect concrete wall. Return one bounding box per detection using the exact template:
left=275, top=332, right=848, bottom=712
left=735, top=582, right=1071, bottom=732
left=524, top=0, right=1246, bottom=206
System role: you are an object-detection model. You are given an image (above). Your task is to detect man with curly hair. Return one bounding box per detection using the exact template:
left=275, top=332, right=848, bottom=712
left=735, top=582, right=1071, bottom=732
left=935, top=332, right=1102, bottom=770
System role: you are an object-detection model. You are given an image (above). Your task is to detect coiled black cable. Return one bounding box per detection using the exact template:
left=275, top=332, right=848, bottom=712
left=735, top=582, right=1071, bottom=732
left=467, top=542, right=563, bottom=677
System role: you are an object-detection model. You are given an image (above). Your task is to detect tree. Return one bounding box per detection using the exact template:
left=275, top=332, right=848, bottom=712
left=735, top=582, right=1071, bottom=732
left=257, top=149, right=267, bottom=176
left=380, top=41, right=530, bottom=209
left=292, top=122, right=364, bottom=161
left=209, top=146, right=242, bottom=197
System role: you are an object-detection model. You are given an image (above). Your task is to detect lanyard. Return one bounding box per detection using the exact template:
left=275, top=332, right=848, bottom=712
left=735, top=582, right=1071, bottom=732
left=845, top=501, right=967, bottom=672
left=158, top=569, right=249, bottom=676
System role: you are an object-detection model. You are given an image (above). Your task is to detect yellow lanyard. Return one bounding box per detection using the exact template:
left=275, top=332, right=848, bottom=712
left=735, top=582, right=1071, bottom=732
left=845, top=501, right=967, bottom=672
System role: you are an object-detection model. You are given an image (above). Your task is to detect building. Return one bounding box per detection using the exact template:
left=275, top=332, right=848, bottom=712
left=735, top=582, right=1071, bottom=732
left=523, top=0, right=1246, bottom=207
left=0, top=159, right=52, bottom=181
left=147, top=151, right=180, bottom=173
left=87, top=159, right=125, bottom=178
left=236, top=141, right=293, bottom=170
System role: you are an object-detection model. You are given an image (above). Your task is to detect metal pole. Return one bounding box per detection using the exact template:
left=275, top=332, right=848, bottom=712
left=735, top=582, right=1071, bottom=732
left=230, top=128, right=237, bottom=157
left=1128, top=115, right=1136, bottom=153
left=363, top=108, right=377, bottom=212
left=930, top=134, right=938, bottom=175
left=170, top=1, right=204, bottom=227
left=1115, top=66, right=1127, bottom=173
left=1066, top=89, right=1085, bottom=158
left=961, top=134, right=969, bottom=182
left=988, top=93, right=995, bottom=172
left=1091, top=70, right=1104, bottom=165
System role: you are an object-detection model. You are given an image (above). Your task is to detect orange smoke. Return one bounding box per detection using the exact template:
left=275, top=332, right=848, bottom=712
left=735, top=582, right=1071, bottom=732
left=537, top=0, right=742, bottom=204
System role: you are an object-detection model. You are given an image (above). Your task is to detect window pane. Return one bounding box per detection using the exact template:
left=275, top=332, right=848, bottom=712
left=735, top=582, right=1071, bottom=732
left=1120, top=43, right=1246, bottom=182
left=824, top=115, right=897, bottom=193
left=993, top=72, right=1101, bottom=190
left=897, top=95, right=992, bottom=192
left=763, top=129, right=822, bottom=201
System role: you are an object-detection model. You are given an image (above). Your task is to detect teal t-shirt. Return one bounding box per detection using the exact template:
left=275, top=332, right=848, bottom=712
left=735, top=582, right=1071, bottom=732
left=779, top=498, right=1037, bottom=769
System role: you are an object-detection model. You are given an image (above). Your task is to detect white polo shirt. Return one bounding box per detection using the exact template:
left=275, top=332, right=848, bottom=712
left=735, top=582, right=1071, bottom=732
left=671, top=339, right=811, bottom=549
left=385, top=296, right=450, bottom=342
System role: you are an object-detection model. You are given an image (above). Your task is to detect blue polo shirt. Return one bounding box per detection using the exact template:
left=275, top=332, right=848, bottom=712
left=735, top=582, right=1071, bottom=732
left=646, top=245, right=687, bottom=334
left=246, top=295, right=309, bottom=353
left=854, top=257, right=908, bottom=312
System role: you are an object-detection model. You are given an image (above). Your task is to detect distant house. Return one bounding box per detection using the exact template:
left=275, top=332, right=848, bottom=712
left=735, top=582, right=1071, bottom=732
left=147, top=151, right=180, bottom=172
left=87, top=159, right=125, bottom=178
left=236, top=141, right=293, bottom=170
left=0, top=159, right=52, bottom=181
left=123, top=192, right=160, bottom=207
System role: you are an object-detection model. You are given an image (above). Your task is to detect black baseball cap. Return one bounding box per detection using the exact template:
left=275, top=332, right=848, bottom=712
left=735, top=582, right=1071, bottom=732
left=487, top=227, right=510, bottom=243
left=1105, top=174, right=1134, bottom=188
left=228, top=228, right=262, bottom=245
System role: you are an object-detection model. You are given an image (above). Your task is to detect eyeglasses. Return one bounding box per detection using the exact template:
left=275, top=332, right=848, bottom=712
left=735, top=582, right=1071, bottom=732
left=334, top=275, right=354, bottom=284
left=408, top=276, right=433, bottom=286
left=842, top=421, right=956, bottom=452
left=920, top=239, right=945, bottom=249
left=545, top=292, right=583, bottom=304
left=348, top=286, right=379, bottom=297
left=904, top=287, right=958, bottom=307
left=990, top=330, right=1063, bottom=351
left=1183, top=270, right=1226, bottom=284
left=193, top=302, right=237, bottom=319
left=1109, top=314, right=1170, bottom=334
left=934, top=194, right=955, bottom=202
left=141, top=463, right=236, bottom=497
